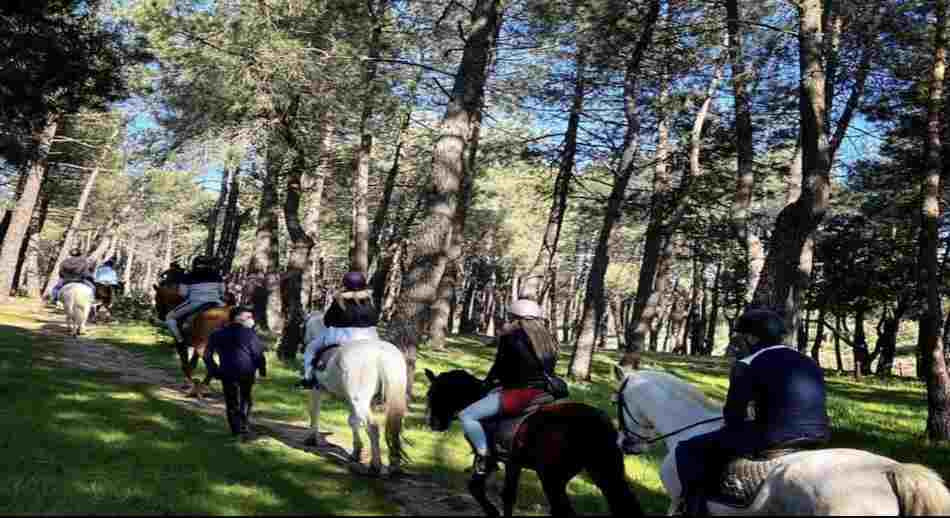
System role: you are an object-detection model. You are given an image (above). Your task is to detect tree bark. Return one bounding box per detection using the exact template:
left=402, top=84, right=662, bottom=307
left=279, top=151, right=316, bottom=360
left=725, top=0, right=763, bottom=305
left=15, top=185, right=50, bottom=297
left=248, top=142, right=283, bottom=332
left=521, top=45, right=586, bottom=302
left=569, top=0, right=660, bottom=380
left=206, top=167, right=231, bottom=257
left=751, top=0, right=832, bottom=340
left=217, top=163, right=243, bottom=275
left=811, top=304, right=827, bottom=365
left=389, top=0, right=502, bottom=398
left=920, top=0, right=950, bottom=441
left=351, top=0, right=390, bottom=274
left=0, top=118, right=58, bottom=301
left=834, top=315, right=844, bottom=372
left=123, top=243, right=135, bottom=291
left=704, top=262, right=722, bottom=355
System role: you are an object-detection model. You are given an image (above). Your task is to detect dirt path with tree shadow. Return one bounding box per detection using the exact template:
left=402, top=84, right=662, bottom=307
left=25, top=301, right=484, bottom=516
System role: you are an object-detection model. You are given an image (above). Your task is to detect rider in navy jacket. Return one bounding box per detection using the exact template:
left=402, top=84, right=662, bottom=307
left=676, top=307, right=831, bottom=516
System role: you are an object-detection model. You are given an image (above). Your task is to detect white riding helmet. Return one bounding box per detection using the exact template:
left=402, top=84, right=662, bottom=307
left=510, top=299, right=542, bottom=319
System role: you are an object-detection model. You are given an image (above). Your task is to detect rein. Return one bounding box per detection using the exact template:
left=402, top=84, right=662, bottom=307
left=616, top=377, right=724, bottom=447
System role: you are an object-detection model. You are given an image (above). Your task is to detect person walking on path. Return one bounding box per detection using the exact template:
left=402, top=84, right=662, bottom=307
left=204, top=305, right=267, bottom=439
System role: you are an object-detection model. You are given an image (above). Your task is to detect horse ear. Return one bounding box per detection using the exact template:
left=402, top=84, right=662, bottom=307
left=424, top=368, right=436, bottom=382
left=153, top=284, right=159, bottom=291
left=613, top=363, right=628, bottom=382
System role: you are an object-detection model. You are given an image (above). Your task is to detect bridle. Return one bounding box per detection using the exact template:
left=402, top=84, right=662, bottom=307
left=615, top=376, right=724, bottom=453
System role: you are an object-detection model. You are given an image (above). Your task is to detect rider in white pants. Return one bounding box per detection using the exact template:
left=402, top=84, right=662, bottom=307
left=165, top=256, right=224, bottom=343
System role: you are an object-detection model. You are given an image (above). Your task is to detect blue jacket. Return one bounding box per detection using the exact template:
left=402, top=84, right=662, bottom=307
left=724, top=345, right=830, bottom=445
left=204, top=324, right=267, bottom=380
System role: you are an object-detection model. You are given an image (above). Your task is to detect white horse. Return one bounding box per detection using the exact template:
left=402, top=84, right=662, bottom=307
left=302, top=311, right=408, bottom=476
left=613, top=364, right=950, bottom=515
left=61, top=282, right=95, bottom=337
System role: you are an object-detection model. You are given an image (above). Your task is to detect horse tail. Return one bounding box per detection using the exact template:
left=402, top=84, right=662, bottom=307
left=886, top=462, right=950, bottom=515
left=582, top=405, right=645, bottom=517
left=378, top=344, right=410, bottom=468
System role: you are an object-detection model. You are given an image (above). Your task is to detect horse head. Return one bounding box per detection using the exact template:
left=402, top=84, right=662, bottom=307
left=423, top=368, right=485, bottom=432
left=153, top=284, right=183, bottom=320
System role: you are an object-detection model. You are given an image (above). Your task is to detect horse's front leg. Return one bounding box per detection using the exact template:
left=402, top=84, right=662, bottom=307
left=468, top=473, right=500, bottom=517
left=502, top=463, right=522, bottom=517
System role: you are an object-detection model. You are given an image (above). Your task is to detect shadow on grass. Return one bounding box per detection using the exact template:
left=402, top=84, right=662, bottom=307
left=0, top=324, right=396, bottom=514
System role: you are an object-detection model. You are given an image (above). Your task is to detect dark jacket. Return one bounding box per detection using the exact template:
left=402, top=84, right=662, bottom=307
left=204, top=324, right=267, bottom=380
left=323, top=290, right=379, bottom=328
left=484, top=327, right=556, bottom=391
left=724, top=345, right=830, bottom=445
left=60, top=256, right=92, bottom=280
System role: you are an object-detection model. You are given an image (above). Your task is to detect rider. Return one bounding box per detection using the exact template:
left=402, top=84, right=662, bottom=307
left=165, top=256, right=225, bottom=344
left=159, top=261, right=186, bottom=286
left=458, top=298, right=559, bottom=479
left=94, top=259, right=119, bottom=286
left=300, top=271, right=379, bottom=389
left=675, top=307, right=831, bottom=516
left=51, top=248, right=95, bottom=302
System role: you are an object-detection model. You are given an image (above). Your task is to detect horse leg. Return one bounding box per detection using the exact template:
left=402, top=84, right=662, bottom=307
left=348, top=411, right=367, bottom=465
left=539, top=474, right=575, bottom=517
left=467, top=472, right=500, bottom=517
left=304, top=388, right=327, bottom=447
left=502, top=463, right=522, bottom=517
left=174, top=341, right=192, bottom=389
left=366, top=417, right=382, bottom=476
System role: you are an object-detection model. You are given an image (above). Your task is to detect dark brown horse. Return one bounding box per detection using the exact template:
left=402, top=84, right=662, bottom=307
left=153, top=284, right=232, bottom=397
left=424, top=368, right=645, bottom=517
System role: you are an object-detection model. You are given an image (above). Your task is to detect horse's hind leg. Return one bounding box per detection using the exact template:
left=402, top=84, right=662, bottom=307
left=366, top=418, right=382, bottom=476
left=348, top=411, right=368, bottom=465
left=304, top=388, right=327, bottom=447
left=539, top=474, right=575, bottom=516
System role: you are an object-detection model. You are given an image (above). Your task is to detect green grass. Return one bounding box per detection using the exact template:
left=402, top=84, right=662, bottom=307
left=2, top=297, right=948, bottom=515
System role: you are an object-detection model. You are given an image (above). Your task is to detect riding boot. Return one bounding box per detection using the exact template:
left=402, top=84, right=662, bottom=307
left=472, top=453, right=490, bottom=477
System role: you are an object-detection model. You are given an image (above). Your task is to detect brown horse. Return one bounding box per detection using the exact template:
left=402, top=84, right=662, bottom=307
left=153, top=284, right=232, bottom=397
left=425, top=368, right=645, bottom=517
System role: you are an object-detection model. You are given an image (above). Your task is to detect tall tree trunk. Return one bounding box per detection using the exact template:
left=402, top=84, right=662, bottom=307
left=521, top=45, right=586, bottom=302
left=834, top=315, right=844, bottom=372
left=811, top=303, right=827, bottom=365
left=853, top=306, right=869, bottom=377
left=389, top=0, right=502, bottom=398
left=351, top=0, right=390, bottom=274
left=0, top=118, right=58, bottom=301
left=688, top=255, right=706, bottom=355
left=206, top=167, right=231, bottom=256
left=163, top=221, right=173, bottom=270
left=751, top=0, right=832, bottom=341
left=570, top=0, right=660, bottom=380
left=248, top=144, right=283, bottom=332
left=704, top=262, right=722, bottom=355
left=123, top=243, right=135, bottom=291
left=301, top=121, right=331, bottom=304
left=217, top=164, right=243, bottom=274
left=279, top=151, right=316, bottom=359
left=369, top=107, right=412, bottom=274
left=15, top=185, right=50, bottom=297
left=725, top=0, right=763, bottom=305
left=920, top=0, right=950, bottom=441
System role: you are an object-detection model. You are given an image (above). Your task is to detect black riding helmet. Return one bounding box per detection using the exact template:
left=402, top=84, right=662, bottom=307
left=191, top=255, right=216, bottom=271
left=734, top=307, right=786, bottom=347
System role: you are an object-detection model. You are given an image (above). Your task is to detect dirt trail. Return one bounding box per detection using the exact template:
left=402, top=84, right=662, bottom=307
left=24, top=301, right=484, bottom=516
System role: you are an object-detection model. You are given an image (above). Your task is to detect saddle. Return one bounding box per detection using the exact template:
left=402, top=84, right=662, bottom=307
left=707, top=437, right=825, bottom=508
left=311, top=344, right=341, bottom=372
left=482, top=393, right=557, bottom=463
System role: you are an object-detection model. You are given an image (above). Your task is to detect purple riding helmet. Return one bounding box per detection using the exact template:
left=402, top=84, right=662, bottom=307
left=342, top=271, right=367, bottom=291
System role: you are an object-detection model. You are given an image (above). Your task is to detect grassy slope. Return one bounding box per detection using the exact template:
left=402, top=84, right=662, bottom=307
left=3, top=300, right=949, bottom=515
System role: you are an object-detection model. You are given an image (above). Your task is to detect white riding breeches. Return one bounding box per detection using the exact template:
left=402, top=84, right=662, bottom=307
left=302, top=326, right=379, bottom=380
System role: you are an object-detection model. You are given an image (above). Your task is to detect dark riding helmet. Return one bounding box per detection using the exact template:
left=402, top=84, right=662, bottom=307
left=735, top=307, right=786, bottom=346
left=342, top=271, right=367, bottom=291
left=191, top=255, right=216, bottom=270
